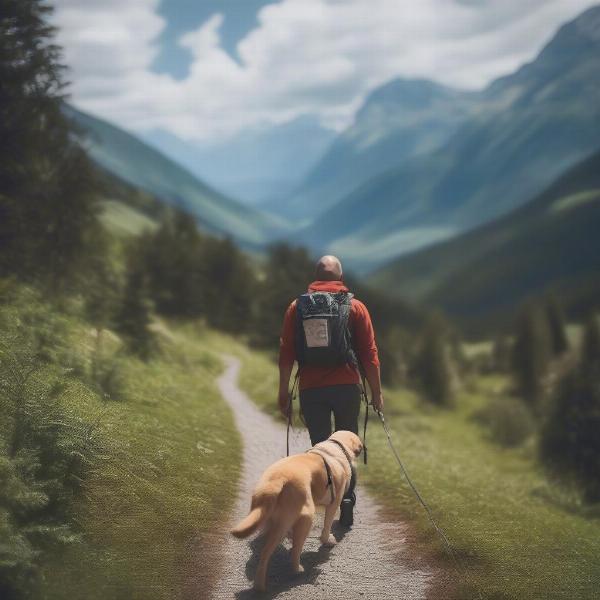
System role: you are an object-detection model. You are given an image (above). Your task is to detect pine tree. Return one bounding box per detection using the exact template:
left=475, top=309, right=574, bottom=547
left=250, top=244, right=314, bottom=348
left=545, top=295, right=569, bottom=356
left=581, top=314, right=600, bottom=372
left=140, top=211, right=206, bottom=317
left=541, top=315, right=600, bottom=501
left=115, top=262, right=154, bottom=360
left=511, top=303, right=552, bottom=409
left=413, top=315, right=454, bottom=406
left=0, top=0, right=100, bottom=289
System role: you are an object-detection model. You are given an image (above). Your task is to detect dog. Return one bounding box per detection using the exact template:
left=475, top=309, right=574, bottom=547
left=231, top=430, right=363, bottom=591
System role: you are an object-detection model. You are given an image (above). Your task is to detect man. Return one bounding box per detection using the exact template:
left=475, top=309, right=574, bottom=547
left=278, top=255, right=384, bottom=527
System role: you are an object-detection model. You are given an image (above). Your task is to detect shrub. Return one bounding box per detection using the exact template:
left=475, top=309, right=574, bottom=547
left=473, top=397, right=535, bottom=448
left=0, top=351, right=94, bottom=598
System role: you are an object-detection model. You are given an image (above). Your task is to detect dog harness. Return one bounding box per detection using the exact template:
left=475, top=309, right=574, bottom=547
left=307, top=451, right=336, bottom=504
left=328, top=439, right=357, bottom=497
left=307, top=439, right=356, bottom=505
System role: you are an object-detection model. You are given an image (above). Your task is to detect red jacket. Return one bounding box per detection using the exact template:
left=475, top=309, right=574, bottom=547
left=279, top=280, right=380, bottom=391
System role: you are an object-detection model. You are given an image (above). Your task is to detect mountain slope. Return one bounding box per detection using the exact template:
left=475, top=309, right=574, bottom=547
left=368, top=148, right=600, bottom=331
left=141, top=115, right=336, bottom=207
left=277, top=79, right=476, bottom=221
left=64, top=105, right=286, bottom=248
left=299, top=5, right=600, bottom=271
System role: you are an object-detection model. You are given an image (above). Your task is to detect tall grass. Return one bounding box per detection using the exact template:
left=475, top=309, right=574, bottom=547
left=0, top=285, right=241, bottom=599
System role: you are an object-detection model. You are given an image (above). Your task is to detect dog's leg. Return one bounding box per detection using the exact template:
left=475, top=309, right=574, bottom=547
left=290, top=512, right=313, bottom=573
left=320, top=501, right=338, bottom=547
left=254, top=523, right=286, bottom=592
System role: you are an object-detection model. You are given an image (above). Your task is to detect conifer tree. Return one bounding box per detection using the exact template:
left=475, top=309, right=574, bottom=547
left=541, top=315, right=600, bottom=501
left=545, top=295, right=569, bottom=356
left=581, top=314, right=600, bottom=372
left=0, top=0, right=100, bottom=288
left=511, top=303, right=552, bottom=408
left=413, top=315, right=454, bottom=405
left=115, top=262, right=154, bottom=359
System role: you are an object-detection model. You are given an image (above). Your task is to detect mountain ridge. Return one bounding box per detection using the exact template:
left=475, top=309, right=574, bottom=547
left=294, top=5, right=600, bottom=271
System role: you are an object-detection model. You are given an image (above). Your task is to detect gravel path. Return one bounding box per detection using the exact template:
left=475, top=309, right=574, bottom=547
left=210, top=355, right=434, bottom=599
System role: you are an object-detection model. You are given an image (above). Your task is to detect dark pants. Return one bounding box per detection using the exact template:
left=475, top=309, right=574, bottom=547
left=299, top=383, right=361, bottom=446
left=300, top=384, right=361, bottom=507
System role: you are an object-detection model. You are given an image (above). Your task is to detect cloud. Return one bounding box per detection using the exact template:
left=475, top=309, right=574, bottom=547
left=51, top=0, right=598, bottom=142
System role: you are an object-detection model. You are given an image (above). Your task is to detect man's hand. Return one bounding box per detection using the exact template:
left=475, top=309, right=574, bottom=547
left=278, top=389, right=291, bottom=420
left=371, top=391, right=384, bottom=412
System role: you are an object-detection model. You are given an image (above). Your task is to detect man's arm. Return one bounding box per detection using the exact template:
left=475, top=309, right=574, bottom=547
left=278, top=301, right=297, bottom=418
left=352, top=301, right=384, bottom=411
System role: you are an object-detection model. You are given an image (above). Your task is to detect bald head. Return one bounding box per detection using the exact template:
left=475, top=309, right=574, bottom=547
left=315, top=255, right=343, bottom=281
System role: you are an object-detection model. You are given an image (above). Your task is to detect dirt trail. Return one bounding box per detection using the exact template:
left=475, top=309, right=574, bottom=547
left=210, top=355, right=434, bottom=599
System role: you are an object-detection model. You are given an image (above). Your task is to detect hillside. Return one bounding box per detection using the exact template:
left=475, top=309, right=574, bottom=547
left=274, top=79, right=476, bottom=221
left=297, top=6, right=600, bottom=271
left=368, top=149, right=600, bottom=332
left=64, top=105, right=287, bottom=248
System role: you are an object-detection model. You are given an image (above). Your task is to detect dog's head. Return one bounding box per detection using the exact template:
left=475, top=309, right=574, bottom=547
left=330, top=430, right=363, bottom=460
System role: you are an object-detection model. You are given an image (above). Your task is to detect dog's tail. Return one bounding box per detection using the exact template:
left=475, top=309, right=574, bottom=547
left=231, top=478, right=285, bottom=539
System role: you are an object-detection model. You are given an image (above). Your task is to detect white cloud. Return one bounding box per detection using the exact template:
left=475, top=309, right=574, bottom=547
left=52, top=0, right=598, bottom=142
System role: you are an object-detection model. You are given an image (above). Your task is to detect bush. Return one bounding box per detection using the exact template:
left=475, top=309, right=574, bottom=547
left=90, top=353, right=126, bottom=401
left=0, top=351, right=94, bottom=598
left=473, top=397, right=535, bottom=448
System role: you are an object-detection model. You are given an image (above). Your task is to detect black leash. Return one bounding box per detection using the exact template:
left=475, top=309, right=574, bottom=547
left=375, top=409, right=481, bottom=599
left=286, top=370, right=300, bottom=457
left=360, top=374, right=369, bottom=464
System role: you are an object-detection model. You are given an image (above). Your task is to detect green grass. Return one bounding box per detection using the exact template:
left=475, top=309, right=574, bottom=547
left=1, top=291, right=241, bottom=599
left=230, top=343, right=600, bottom=599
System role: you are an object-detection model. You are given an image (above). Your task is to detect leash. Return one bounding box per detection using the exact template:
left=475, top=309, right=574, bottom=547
left=286, top=370, right=300, bottom=457
left=375, top=409, right=481, bottom=599
left=360, top=374, right=369, bottom=464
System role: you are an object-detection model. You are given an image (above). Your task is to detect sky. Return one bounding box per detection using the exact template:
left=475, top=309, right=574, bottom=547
left=51, top=0, right=598, bottom=143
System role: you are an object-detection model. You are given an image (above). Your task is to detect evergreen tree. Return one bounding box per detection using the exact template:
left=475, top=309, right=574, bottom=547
left=0, top=0, right=100, bottom=289
left=139, top=211, right=206, bottom=317
left=541, top=316, right=600, bottom=501
left=250, top=244, right=314, bottom=349
left=581, top=314, right=600, bottom=372
left=115, top=262, right=154, bottom=360
left=545, top=295, right=569, bottom=356
left=203, top=236, right=256, bottom=333
left=511, top=303, right=552, bottom=409
left=412, top=315, right=454, bottom=406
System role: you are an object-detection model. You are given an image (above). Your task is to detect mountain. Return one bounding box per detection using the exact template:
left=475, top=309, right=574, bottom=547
left=297, top=5, right=600, bottom=271
left=64, top=105, right=286, bottom=248
left=140, top=115, right=336, bottom=207
left=273, top=79, right=476, bottom=221
left=368, top=148, right=600, bottom=333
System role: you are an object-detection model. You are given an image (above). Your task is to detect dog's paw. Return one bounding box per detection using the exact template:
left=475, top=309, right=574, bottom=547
left=254, top=581, right=266, bottom=593
left=320, top=534, right=336, bottom=547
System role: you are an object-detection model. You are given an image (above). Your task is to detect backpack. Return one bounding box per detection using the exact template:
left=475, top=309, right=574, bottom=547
left=295, top=291, right=357, bottom=367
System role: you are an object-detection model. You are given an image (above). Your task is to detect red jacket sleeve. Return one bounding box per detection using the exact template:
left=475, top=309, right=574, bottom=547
left=351, top=299, right=380, bottom=369
left=278, top=300, right=297, bottom=368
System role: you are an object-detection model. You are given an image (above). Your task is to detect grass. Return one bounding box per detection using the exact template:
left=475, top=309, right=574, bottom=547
left=1, top=290, right=241, bottom=600
left=99, top=199, right=159, bottom=237
left=229, top=342, right=600, bottom=600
